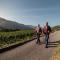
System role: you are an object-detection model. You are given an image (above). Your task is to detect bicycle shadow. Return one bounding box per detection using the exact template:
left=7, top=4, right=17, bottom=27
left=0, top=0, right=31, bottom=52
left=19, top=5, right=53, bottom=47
left=48, top=40, right=60, bottom=48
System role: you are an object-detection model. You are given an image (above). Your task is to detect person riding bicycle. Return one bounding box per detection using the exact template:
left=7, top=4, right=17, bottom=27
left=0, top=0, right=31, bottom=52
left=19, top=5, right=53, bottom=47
left=35, top=24, right=42, bottom=44
left=43, top=22, right=51, bottom=48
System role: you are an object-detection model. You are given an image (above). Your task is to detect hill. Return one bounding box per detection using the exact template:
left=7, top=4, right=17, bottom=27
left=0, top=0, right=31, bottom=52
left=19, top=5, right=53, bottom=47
left=52, top=25, right=60, bottom=31
left=0, top=17, right=33, bottom=30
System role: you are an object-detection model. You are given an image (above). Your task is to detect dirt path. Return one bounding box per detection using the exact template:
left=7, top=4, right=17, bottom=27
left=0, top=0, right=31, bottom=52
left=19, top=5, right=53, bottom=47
left=0, top=31, right=60, bottom=60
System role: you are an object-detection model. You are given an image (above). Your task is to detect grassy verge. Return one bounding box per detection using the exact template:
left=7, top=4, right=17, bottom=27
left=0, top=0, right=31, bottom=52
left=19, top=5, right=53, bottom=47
left=52, top=45, right=60, bottom=60
left=0, top=38, right=35, bottom=49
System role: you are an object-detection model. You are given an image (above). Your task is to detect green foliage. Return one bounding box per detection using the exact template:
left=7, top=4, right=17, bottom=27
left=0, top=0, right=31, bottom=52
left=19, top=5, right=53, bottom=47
left=0, top=30, right=34, bottom=47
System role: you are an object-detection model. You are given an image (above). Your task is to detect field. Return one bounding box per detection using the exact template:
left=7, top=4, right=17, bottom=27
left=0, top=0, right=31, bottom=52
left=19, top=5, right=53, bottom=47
left=0, top=30, right=34, bottom=48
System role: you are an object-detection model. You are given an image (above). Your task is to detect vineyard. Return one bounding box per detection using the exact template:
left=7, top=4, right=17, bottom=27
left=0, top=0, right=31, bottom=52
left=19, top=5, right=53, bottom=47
left=0, top=30, right=34, bottom=48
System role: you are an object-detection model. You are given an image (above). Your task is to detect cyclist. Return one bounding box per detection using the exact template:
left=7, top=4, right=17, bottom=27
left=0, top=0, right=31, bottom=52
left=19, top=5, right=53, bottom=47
left=43, top=22, right=51, bottom=48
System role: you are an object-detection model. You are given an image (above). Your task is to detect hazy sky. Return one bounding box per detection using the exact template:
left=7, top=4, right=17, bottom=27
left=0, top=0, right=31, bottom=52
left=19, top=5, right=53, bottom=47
left=0, top=0, right=60, bottom=26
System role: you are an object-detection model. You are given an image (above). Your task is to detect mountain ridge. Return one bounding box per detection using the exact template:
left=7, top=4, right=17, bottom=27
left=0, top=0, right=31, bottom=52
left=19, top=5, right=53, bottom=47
left=0, top=17, right=34, bottom=30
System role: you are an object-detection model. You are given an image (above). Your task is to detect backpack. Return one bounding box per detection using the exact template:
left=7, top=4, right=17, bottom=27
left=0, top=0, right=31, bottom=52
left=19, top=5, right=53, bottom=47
left=43, top=26, right=51, bottom=34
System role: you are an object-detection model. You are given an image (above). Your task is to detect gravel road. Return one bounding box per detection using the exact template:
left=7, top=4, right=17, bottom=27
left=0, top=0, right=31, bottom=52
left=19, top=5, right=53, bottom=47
left=0, top=31, right=60, bottom=60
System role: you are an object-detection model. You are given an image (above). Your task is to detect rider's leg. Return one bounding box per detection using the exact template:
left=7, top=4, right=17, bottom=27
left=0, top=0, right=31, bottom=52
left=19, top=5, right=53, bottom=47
left=45, top=34, right=49, bottom=48
left=38, top=33, right=40, bottom=44
left=36, top=33, right=40, bottom=44
left=36, top=33, right=39, bottom=44
left=38, top=37, right=40, bottom=44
